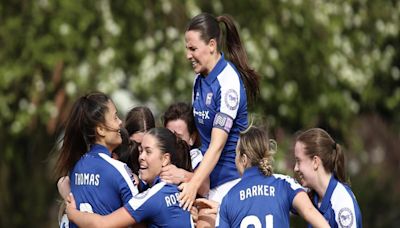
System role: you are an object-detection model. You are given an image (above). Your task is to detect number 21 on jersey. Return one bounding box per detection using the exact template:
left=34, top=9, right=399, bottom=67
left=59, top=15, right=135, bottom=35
left=241, top=214, right=273, bottom=228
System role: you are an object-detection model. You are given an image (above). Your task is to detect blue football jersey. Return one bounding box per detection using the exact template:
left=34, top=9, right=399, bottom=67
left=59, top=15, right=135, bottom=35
left=69, top=144, right=138, bottom=227
left=309, top=176, right=362, bottom=228
left=125, top=177, right=194, bottom=228
left=192, top=52, right=247, bottom=188
left=219, top=167, right=304, bottom=228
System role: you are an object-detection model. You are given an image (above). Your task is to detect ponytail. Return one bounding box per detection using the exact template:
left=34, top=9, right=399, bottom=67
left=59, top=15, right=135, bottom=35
left=217, top=15, right=260, bottom=104
left=175, top=137, right=192, bottom=172
left=187, top=13, right=260, bottom=104
left=333, top=143, right=348, bottom=185
left=238, top=126, right=274, bottom=176
left=55, top=97, right=89, bottom=177
left=258, top=157, right=273, bottom=176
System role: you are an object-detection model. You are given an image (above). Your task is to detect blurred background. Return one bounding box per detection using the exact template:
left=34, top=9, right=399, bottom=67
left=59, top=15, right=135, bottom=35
left=0, top=0, right=399, bottom=227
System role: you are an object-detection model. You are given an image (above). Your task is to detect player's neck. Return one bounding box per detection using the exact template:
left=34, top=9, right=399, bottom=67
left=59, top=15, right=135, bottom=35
left=314, top=172, right=332, bottom=200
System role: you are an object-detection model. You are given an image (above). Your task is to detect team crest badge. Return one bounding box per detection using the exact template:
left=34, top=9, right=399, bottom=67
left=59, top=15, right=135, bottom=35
left=224, top=89, right=239, bottom=110
left=206, top=93, right=213, bottom=105
left=338, top=207, right=354, bottom=228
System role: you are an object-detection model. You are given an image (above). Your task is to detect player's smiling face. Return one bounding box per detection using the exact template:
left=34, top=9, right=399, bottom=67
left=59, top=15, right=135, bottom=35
left=185, top=30, right=215, bottom=76
left=138, top=134, right=170, bottom=185
left=97, top=100, right=122, bottom=152
left=294, top=141, right=316, bottom=188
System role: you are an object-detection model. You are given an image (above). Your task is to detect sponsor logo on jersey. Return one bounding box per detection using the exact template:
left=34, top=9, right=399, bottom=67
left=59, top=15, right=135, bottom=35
left=193, top=108, right=210, bottom=120
left=206, top=92, right=213, bottom=105
left=338, top=207, right=354, bottom=228
left=224, top=89, right=239, bottom=110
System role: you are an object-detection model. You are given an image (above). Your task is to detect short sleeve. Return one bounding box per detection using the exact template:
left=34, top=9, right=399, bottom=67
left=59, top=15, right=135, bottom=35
left=124, top=182, right=165, bottom=223
left=218, top=197, right=230, bottom=228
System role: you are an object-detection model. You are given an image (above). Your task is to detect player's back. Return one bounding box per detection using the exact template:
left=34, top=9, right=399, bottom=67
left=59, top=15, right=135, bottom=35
left=219, top=166, right=304, bottom=228
left=70, top=144, right=138, bottom=227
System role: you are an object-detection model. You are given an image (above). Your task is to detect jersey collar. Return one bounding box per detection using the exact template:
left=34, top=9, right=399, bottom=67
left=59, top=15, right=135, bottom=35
left=242, top=166, right=262, bottom=179
left=203, top=52, right=227, bottom=86
left=151, top=176, right=162, bottom=186
left=314, top=175, right=338, bottom=213
left=88, top=144, right=111, bottom=157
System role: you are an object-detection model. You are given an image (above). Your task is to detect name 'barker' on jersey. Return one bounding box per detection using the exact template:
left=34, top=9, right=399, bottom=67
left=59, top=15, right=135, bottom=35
left=239, top=184, right=276, bottom=200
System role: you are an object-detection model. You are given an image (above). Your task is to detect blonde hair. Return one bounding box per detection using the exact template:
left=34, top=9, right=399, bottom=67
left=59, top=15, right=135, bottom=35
left=238, top=126, right=275, bottom=176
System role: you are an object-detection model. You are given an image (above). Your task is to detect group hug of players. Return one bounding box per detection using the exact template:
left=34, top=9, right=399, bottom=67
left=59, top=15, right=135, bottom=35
left=55, top=12, right=362, bottom=228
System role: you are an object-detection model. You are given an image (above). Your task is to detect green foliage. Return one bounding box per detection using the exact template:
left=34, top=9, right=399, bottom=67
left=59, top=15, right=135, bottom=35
left=0, top=0, right=399, bottom=227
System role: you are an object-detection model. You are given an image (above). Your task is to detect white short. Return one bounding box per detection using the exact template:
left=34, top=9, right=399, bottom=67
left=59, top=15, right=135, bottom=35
left=59, top=214, right=69, bottom=228
left=207, top=178, right=241, bottom=226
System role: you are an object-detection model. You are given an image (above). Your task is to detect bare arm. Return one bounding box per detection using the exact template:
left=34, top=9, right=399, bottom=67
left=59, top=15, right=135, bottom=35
left=293, top=191, right=330, bottom=228
left=179, top=128, right=228, bottom=210
left=65, top=193, right=135, bottom=228
left=160, top=165, right=210, bottom=197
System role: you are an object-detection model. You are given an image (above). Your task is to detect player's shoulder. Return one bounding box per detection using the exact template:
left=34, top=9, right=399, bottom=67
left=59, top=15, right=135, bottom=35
left=217, top=63, right=241, bottom=86
left=331, top=182, right=356, bottom=205
left=222, top=179, right=246, bottom=202
left=272, top=174, right=303, bottom=189
left=331, top=183, right=360, bottom=228
left=128, top=181, right=166, bottom=208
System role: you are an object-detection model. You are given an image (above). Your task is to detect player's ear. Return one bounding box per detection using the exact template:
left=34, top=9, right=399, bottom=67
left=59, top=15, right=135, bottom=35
left=162, top=153, right=171, bottom=167
left=208, top=38, right=217, bottom=55
left=242, top=154, right=249, bottom=167
left=96, top=125, right=106, bottom=137
left=312, top=155, right=320, bottom=170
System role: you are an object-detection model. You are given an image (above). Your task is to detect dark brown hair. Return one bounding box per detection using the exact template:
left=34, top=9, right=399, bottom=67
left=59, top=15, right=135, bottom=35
left=162, top=102, right=200, bottom=147
left=112, top=127, right=140, bottom=174
left=186, top=13, right=260, bottom=104
left=55, top=92, right=111, bottom=177
left=125, top=106, right=155, bottom=137
left=147, top=128, right=192, bottom=172
left=296, top=128, right=348, bottom=184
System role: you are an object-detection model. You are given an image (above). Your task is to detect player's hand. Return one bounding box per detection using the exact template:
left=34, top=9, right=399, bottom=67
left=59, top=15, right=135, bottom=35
left=195, top=198, right=218, bottom=228
left=160, top=164, right=186, bottom=184
left=190, top=205, right=199, bottom=224
left=194, top=198, right=219, bottom=215
left=132, top=173, right=140, bottom=186
left=57, top=176, right=71, bottom=200
left=178, top=181, right=199, bottom=211
left=65, top=192, right=77, bottom=216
